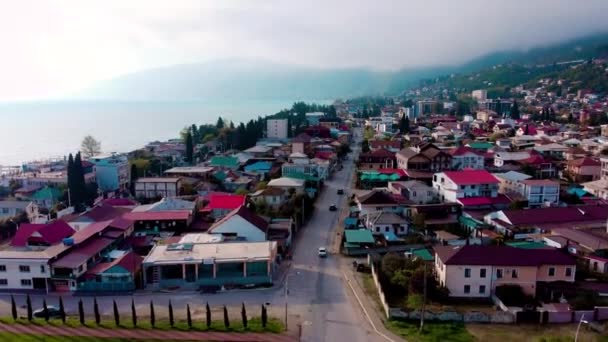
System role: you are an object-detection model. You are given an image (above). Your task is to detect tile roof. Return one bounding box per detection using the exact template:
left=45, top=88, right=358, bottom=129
left=123, top=211, right=191, bottom=221
left=359, top=148, right=396, bottom=158
left=449, top=146, right=481, bottom=156
left=507, top=205, right=608, bottom=226
left=442, top=170, right=499, bottom=185
left=11, top=221, right=75, bottom=247
left=357, top=190, right=399, bottom=205
left=568, top=157, right=600, bottom=167
left=435, top=245, right=575, bottom=266
left=369, top=140, right=401, bottom=149
left=206, top=193, right=246, bottom=210
left=52, top=237, right=115, bottom=268
left=102, top=198, right=138, bottom=206
left=292, top=133, right=312, bottom=143
left=208, top=205, right=268, bottom=233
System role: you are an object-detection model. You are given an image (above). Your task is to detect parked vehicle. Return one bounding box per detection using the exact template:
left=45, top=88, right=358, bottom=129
left=329, top=204, right=337, bottom=211
left=33, top=305, right=62, bottom=319
left=337, top=189, right=344, bottom=195
left=318, top=247, right=328, bottom=258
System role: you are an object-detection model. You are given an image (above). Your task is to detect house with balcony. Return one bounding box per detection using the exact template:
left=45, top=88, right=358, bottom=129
left=565, top=157, right=601, bottom=183
left=124, top=198, right=195, bottom=235
left=0, top=200, right=39, bottom=222
left=433, top=170, right=500, bottom=206
left=369, top=140, right=401, bottom=153
left=361, top=211, right=408, bottom=236
left=201, top=193, right=246, bottom=220
left=449, top=147, right=484, bottom=170
left=517, top=179, right=560, bottom=207
left=142, top=239, right=277, bottom=290
left=207, top=205, right=268, bottom=242
left=581, top=154, right=608, bottom=200
left=134, top=177, right=181, bottom=199
left=249, top=187, right=287, bottom=210
left=388, top=181, right=438, bottom=204
left=435, top=245, right=576, bottom=298
left=396, top=143, right=452, bottom=175
left=358, top=148, right=396, bottom=170
left=355, top=189, right=409, bottom=217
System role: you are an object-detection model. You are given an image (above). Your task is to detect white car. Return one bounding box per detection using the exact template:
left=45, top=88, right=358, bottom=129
left=318, top=247, right=328, bottom=258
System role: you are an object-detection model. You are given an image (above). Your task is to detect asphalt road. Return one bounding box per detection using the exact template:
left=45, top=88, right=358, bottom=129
left=0, top=128, right=382, bottom=341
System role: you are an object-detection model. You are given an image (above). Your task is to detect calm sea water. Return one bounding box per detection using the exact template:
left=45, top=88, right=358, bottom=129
left=0, top=99, right=327, bottom=165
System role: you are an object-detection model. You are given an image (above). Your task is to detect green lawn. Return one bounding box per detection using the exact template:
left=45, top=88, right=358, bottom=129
left=386, top=320, right=474, bottom=342
left=0, top=316, right=283, bottom=334
left=0, top=333, right=199, bottom=342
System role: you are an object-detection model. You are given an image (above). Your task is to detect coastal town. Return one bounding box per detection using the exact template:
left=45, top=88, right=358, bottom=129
left=1, top=57, right=608, bottom=341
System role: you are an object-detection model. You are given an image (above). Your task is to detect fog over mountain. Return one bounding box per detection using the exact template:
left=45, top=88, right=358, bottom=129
left=79, top=33, right=608, bottom=101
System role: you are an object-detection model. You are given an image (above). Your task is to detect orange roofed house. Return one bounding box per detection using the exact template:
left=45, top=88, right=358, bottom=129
left=435, top=245, right=576, bottom=298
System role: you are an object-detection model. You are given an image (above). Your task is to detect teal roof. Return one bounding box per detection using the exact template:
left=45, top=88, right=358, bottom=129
left=458, top=215, right=483, bottom=228
left=344, top=229, right=375, bottom=244
left=210, top=156, right=239, bottom=168
left=412, top=248, right=434, bottom=261
left=244, top=161, right=272, bottom=172
left=506, top=241, right=547, bottom=249
left=567, top=187, right=590, bottom=198
left=344, top=217, right=358, bottom=227
left=32, top=187, right=62, bottom=200
left=468, top=142, right=494, bottom=150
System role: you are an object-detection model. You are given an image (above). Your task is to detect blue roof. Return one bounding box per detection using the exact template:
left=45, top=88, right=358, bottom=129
left=244, top=161, right=272, bottom=172
left=567, top=187, right=590, bottom=198
left=384, top=231, right=401, bottom=242
left=344, top=217, right=357, bottom=227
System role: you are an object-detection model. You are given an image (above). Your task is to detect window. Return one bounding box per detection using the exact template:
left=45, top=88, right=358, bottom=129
left=21, top=279, right=32, bottom=286
left=480, top=269, right=486, bottom=278
left=565, top=267, right=572, bottom=277
left=496, top=269, right=503, bottom=279
left=548, top=267, right=555, bottom=277
left=375, top=227, right=380, bottom=232
left=0, top=265, right=6, bottom=272
left=0, top=279, right=7, bottom=286
left=385, top=227, right=390, bottom=232
left=479, top=285, right=486, bottom=294
left=464, top=268, right=471, bottom=278
left=19, top=265, right=30, bottom=273
left=412, top=191, right=417, bottom=197
left=40, top=265, right=45, bottom=273
left=464, top=285, right=471, bottom=294
left=511, top=269, right=518, bottom=278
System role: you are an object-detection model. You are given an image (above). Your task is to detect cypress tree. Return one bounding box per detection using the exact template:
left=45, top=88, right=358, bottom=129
left=186, top=304, right=192, bottom=329
left=59, top=296, right=66, bottom=323
left=131, top=298, right=137, bottom=327
left=511, top=101, right=520, bottom=120
left=261, top=305, right=267, bottom=328
left=205, top=302, right=211, bottom=328
left=10, top=295, right=17, bottom=321
left=150, top=301, right=155, bottom=328
left=168, top=300, right=174, bottom=327
left=241, top=303, right=247, bottom=329
left=130, top=164, right=137, bottom=195
left=26, top=294, right=32, bottom=321
left=185, top=132, right=194, bottom=164
left=67, top=153, right=75, bottom=206
left=42, top=298, right=49, bottom=322
left=113, top=300, right=120, bottom=327
left=93, top=297, right=100, bottom=325
left=216, top=117, right=225, bottom=129
left=223, top=305, right=230, bottom=329
left=78, top=299, right=85, bottom=325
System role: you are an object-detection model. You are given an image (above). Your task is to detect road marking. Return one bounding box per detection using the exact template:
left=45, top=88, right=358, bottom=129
left=342, top=272, right=398, bottom=342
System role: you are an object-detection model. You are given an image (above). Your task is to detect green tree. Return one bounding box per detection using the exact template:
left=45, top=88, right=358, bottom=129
left=241, top=303, right=248, bottom=329
left=361, top=139, right=370, bottom=153
left=206, top=302, right=211, bottom=328
left=185, top=132, right=194, bottom=164
left=59, top=296, right=66, bottom=323
left=131, top=298, right=137, bottom=327
left=511, top=101, right=520, bottom=120
left=130, top=164, right=137, bottom=195
left=381, top=253, right=406, bottom=279
left=168, top=300, right=174, bottom=327
left=94, top=297, right=100, bottom=325
left=10, top=295, right=17, bottom=321
left=216, top=117, right=225, bottom=129
left=113, top=300, right=120, bottom=326
left=78, top=299, right=85, bottom=325
left=26, top=295, right=32, bottom=321
left=150, top=301, right=155, bottom=328
left=81, top=135, right=101, bottom=158
left=255, top=181, right=268, bottom=190
left=187, top=304, right=192, bottom=329
left=399, top=115, right=410, bottom=134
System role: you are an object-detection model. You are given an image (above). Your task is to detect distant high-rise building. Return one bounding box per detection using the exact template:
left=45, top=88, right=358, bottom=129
left=472, top=89, right=487, bottom=101
left=267, top=119, right=288, bottom=139
left=478, top=99, right=513, bottom=116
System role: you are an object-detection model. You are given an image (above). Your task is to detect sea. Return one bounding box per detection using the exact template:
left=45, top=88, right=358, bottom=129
left=0, top=99, right=329, bottom=166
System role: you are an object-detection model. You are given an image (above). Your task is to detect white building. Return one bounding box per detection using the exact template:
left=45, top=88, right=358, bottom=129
left=266, top=119, right=289, bottom=139
left=582, top=154, right=608, bottom=199
left=134, top=177, right=181, bottom=199
left=472, top=89, right=487, bottom=101
left=433, top=170, right=499, bottom=203
left=449, top=147, right=485, bottom=170
left=518, top=179, right=560, bottom=207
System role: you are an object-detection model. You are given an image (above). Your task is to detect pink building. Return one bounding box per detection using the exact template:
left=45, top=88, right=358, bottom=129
left=435, top=245, right=576, bottom=298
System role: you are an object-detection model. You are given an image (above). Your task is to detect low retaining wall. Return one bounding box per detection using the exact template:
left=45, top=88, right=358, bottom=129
left=389, top=309, right=515, bottom=324
left=370, top=261, right=391, bottom=318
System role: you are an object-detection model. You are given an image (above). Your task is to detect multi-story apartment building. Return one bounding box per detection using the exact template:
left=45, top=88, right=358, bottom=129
left=433, top=170, right=499, bottom=203
left=266, top=119, right=288, bottom=139
left=134, top=177, right=181, bottom=199
left=89, top=153, right=130, bottom=192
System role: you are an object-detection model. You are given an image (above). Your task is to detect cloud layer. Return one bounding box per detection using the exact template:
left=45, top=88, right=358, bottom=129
left=0, top=0, right=607, bottom=100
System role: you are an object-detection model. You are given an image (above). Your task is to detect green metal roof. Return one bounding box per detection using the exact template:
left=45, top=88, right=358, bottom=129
left=458, top=215, right=483, bottom=228
left=506, top=241, right=547, bottom=249
left=210, top=156, right=239, bottom=167
left=344, top=229, right=375, bottom=244
left=32, top=186, right=62, bottom=200
left=468, top=142, right=494, bottom=150
left=412, top=248, right=434, bottom=261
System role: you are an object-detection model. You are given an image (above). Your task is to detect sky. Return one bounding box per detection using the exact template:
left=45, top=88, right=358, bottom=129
left=0, top=0, right=607, bottom=101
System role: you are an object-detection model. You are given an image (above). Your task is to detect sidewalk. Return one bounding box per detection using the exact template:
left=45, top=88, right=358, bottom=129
left=342, top=263, right=405, bottom=342
left=0, top=323, right=297, bottom=342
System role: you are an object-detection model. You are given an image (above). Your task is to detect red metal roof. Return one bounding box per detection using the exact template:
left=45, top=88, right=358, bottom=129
left=501, top=205, right=608, bottom=226
left=102, top=198, right=138, bottom=206
left=11, top=221, right=75, bottom=247
left=568, top=157, right=600, bottom=167
left=52, top=237, right=115, bottom=269
left=84, top=251, right=143, bottom=277
left=443, top=170, right=499, bottom=185
left=205, top=193, right=246, bottom=210
left=449, top=146, right=481, bottom=157
left=208, top=205, right=268, bottom=233
left=435, top=245, right=575, bottom=266
left=369, top=140, right=401, bottom=149
left=123, top=211, right=191, bottom=221
left=457, top=197, right=493, bottom=206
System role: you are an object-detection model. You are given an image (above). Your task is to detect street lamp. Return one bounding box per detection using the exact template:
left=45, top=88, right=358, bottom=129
left=284, top=271, right=301, bottom=331
left=574, top=314, right=589, bottom=342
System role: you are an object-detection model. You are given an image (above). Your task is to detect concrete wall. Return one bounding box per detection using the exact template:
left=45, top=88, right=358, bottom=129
left=389, top=309, right=515, bottom=324
left=370, top=261, right=391, bottom=318
left=536, top=264, right=575, bottom=282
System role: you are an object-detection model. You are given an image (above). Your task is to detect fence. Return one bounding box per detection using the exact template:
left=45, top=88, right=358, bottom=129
left=369, top=260, right=391, bottom=318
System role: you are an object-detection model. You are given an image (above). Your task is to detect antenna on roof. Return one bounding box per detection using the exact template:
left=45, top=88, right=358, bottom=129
left=577, top=208, right=586, bottom=215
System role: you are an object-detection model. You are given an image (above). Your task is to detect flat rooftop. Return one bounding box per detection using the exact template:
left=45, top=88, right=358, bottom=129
left=143, top=241, right=276, bottom=265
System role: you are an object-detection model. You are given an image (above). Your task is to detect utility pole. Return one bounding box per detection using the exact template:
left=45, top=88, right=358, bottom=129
left=420, top=258, right=427, bottom=331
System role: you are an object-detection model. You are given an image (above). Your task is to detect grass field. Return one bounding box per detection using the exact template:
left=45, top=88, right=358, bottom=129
left=386, top=320, right=474, bottom=342
left=466, top=323, right=608, bottom=342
